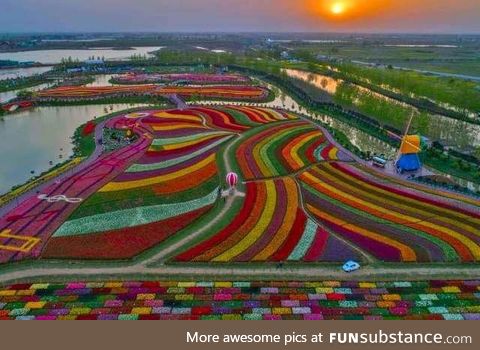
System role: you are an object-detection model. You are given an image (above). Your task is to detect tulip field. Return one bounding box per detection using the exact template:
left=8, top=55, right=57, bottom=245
left=234, top=120, right=351, bottom=180
left=36, top=106, right=299, bottom=260
left=1, top=280, right=479, bottom=320
left=298, top=162, right=480, bottom=263
left=114, top=73, right=250, bottom=84
left=36, top=85, right=268, bottom=100
left=1, top=103, right=480, bottom=268
left=175, top=178, right=362, bottom=263
left=1, top=85, right=480, bottom=321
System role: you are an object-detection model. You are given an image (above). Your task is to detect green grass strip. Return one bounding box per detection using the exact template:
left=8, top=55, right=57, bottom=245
left=68, top=176, right=219, bottom=219
left=54, top=187, right=219, bottom=237
left=288, top=219, right=318, bottom=261
left=150, top=131, right=231, bottom=147
left=127, top=135, right=233, bottom=172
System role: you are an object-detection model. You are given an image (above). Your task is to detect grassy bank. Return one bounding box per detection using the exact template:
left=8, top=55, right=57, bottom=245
left=334, top=62, right=480, bottom=114
left=333, top=82, right=430, bottom=134
left=0, top=75, right=48, bottom=93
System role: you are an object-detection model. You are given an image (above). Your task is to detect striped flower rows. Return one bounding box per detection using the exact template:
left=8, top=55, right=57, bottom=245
left=175, top=178, right=361, bottom=262
left=2, top=280, right=479, bottom=320
left=37, top=85, right=155, bottom=98
left=114, top=73, right=250, bottom=84
left=42, top=106, right=295, bottom=260
left=128, top=107, right=296, bottom=134
left=298, top=162, right=480, bottom=263
left=37, top=85, right=269, bottom=101
left=235, top=121, right=347, bottom=180
left=158, top=86, right=268, bottom=100
left=191, top=106, right=297, bottom=132
left=42, top=115, right=231, bottom=260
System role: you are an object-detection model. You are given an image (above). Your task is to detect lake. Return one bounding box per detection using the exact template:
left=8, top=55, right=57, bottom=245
left=0, top=103, right=149, bottom=194
left=0, top=47, right=162, bottom=64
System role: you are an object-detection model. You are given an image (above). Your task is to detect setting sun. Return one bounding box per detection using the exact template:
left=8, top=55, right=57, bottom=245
left=331, top=2, right=345, bottom=15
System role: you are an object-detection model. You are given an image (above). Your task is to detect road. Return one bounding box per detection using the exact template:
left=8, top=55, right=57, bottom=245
left=1, top=263, right=480, bottom=285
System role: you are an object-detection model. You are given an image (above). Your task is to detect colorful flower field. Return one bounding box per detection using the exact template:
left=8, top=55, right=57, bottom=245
left=187, top=106, right=297, bottom=132
left=298, top=162, right=480, bottom=263
left=36, top=85, right=269, bottom=101
left=157, top=86, right=268, bottom=100
left=0, top=280, right=479, bottom=320
left=235, top=120, right=351, bottom=180
left=176, top=178, right=362, bottom=262
left=37, top=85, right=156, bottom=98
left=39, top=107, right=297, bottom=260
left=1, top=100, right=480, bottom=273
left=41, top=114, right=230, bottom=259
left=115, top=73, right=250, bottom=84
left=355, top=163, right=480, bottom=209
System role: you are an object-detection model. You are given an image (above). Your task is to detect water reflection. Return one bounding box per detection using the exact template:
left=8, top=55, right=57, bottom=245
left=283, top=68, right=341, bottom=94
left=0, top=103, right=150, bottom=194
left=0, top=47, right=162, bottom=64
left=85, top=74, right=120, bottom=87
left=282, top=68, right=480, bottom=149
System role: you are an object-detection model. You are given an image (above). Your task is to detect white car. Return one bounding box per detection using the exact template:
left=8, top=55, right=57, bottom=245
left=342, top=260, right=361, bottom=273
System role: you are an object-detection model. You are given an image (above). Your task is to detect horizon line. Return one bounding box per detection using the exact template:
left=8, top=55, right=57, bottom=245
left=1, top=30, right=480, bottom=36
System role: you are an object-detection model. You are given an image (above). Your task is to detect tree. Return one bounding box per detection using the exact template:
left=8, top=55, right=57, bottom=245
left=17, top=90, right=34, bottom=99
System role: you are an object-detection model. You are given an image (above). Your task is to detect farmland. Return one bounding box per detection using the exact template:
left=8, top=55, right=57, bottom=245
left=0, top=60, right=479, bottom=321
left=113, top=72, right=250, bottom=85
left=2, top=99, right=478, bottom=271
left=36, top=85, right=269, bottom=101
left=1, top=280, right=479, bottom=320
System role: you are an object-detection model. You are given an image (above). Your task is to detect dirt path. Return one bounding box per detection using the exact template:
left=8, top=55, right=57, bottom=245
left=140, top=133, right=244, bottom=265
left=141, top=194, right=237, bottom=266
left=1, top=263, right=480, bottom=285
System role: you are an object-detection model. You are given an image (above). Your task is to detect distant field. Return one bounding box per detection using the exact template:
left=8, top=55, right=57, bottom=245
left=292, top=42, right=480, bottom=77
left=390, top=60, right=480, bottom=77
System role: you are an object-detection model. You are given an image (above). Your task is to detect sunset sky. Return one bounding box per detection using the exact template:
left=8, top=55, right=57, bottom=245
left=1, top=0, right=479, bottom=33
